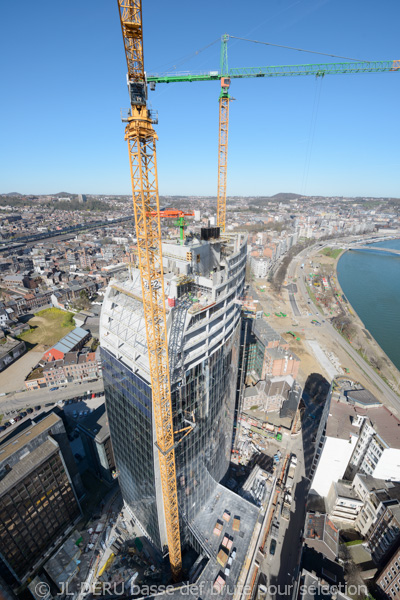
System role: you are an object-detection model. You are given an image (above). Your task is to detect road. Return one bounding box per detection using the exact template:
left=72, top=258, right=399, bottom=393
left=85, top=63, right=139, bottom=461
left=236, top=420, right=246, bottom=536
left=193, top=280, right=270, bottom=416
left=257, top=370, right=331, bottom=599
left=287, top=243, right=400, bottom=415
left=0, top=379, right=105, bottom=416
left=259, top=409, right=322, bottom=599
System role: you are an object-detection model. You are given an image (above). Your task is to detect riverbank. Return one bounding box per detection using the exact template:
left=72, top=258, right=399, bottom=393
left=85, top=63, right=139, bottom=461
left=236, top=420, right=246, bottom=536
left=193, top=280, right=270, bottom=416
left=333, top=250, right=400, bottom=396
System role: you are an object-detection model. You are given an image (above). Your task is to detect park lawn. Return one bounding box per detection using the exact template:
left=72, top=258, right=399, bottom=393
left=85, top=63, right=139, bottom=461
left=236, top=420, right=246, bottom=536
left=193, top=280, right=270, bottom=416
left=18, top=308, right=75, bottom=350
left=321, top=247, right=343, bottom=259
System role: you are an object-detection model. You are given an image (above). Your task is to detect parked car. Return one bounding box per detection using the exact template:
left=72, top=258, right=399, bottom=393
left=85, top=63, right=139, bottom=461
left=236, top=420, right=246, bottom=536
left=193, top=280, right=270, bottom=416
left=269, top=539, right=276, bottom=556
left=4, top=421, right=11, bottom=428
left=27, top=408, right=34, bottom=414
left=14, top=416, right=22, bottom=422
left=0, top=426, right=6, bottom=432
left=34, top=405, right=41, bottom=411
left=19, top=411, right=27, bottom=418
left=50, top=387, right=59, bottom=391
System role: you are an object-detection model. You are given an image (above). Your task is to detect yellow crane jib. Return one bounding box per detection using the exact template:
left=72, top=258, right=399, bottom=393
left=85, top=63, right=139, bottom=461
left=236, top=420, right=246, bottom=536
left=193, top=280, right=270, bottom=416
left=117, top=0, right=182, bottom=580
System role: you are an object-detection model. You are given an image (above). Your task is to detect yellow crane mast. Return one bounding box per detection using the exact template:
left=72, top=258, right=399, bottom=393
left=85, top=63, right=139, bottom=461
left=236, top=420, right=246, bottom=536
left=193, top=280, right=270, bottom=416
left=217, top=35, right=231, bottom=233
left=117, top=0, right=182, bottom=579
left=217, top=83, right=230, bottom=233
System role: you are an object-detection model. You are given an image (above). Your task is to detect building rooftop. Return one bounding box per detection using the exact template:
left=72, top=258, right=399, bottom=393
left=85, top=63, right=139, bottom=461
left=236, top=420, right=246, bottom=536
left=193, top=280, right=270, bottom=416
left=0, top=412, right=60, bottom=462
left=366, top=406, right=400, bottom=449
left=355, top=473, right=397, bottom=493
left=51, top=327, right=89, bottom=355
left=153, top=483, right=259, bottom=600
left=253, top=319, right=286, bottom=346
left=280, top=381, right=302, bottom=422
left=334, top=480, right=361, bottom=500
left=326, top=400, right=400, bottom=448
left=301, top=546, right=345, bottom=586
left=78, top=404, right=110, bottom=444
left=344, top=388, right=381, bottom=407
left=0, top=438, right=58, bottom=495
left=305, top=513, right=339, bottom=561
left=0, top=336, right=23, bottom=358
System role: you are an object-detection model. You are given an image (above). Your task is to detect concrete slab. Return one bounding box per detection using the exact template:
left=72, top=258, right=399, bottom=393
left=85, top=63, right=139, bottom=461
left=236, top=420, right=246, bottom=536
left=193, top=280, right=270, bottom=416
left=0, top=351, right=43, bottom=394
left=306, top=340, right=337, bottom=381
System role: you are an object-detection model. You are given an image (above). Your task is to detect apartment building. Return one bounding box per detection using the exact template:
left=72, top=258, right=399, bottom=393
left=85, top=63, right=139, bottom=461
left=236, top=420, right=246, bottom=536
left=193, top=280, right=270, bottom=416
left=376, top=547, right=400, bottom=600
left=326, top=480, right=364, bottom=525
left=352, top=474, right=400, bottom=538
left=310, top=394, right=400, bottom=497
left=368, top=504, right=400, bottom=565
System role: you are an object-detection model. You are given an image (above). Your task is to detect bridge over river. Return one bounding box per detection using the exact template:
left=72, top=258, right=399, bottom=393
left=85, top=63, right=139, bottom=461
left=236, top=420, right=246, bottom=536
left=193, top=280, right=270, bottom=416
left=348, top=246, right=400, bottom=256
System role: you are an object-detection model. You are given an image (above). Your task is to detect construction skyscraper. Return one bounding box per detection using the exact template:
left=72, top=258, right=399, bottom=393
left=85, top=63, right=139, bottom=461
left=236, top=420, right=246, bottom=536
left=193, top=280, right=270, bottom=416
left=100, top=229, right=247, bottom=551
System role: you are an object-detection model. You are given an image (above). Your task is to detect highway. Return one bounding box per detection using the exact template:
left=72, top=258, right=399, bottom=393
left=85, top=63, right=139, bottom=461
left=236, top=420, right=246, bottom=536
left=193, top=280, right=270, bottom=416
left=287, top=242, right=400, bottom=416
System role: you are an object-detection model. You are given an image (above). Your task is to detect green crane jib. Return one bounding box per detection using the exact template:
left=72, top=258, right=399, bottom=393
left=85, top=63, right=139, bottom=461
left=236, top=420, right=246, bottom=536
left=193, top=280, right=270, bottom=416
left=148, top=60, right=400, bottom=85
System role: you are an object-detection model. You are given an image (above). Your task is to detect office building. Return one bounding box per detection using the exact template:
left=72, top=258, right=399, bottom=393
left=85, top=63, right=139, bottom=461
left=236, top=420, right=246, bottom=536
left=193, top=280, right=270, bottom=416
left=0, top=414, right=82, bottom=587
left=100, top=231, right=247, bottom=550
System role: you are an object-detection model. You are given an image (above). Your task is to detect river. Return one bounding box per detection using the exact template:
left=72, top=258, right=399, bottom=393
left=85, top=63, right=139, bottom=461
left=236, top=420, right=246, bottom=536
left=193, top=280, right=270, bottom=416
left=337, top=238, right=400, bottom=371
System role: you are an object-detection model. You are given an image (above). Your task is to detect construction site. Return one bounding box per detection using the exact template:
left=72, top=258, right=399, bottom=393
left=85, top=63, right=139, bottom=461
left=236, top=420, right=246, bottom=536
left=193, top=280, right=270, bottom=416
left=44, top=2, right=396, bottom=599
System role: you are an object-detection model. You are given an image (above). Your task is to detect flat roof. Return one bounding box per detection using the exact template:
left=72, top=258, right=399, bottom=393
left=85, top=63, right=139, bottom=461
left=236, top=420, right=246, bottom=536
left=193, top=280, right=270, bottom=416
left=326, top=401, right=366, bottom=441
left=253, top=319, right=286, bottom=346
left=344, top=388, right=381, bottom=406
left=78, top=405, right=109, bottom=443
left=335, top=481, right=362, bottom=501
left=0, top=413, right=60, bottom=463
left=0, top=439, right=58, bottom=495
left=366, top=406, right=400, bottom=449
left=157, top=483, right=259, bottom=600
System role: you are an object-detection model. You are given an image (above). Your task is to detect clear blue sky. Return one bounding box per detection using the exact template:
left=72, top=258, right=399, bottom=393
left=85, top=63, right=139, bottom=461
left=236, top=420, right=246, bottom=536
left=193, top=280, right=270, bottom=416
left=1, top=0, right=399, bottom=198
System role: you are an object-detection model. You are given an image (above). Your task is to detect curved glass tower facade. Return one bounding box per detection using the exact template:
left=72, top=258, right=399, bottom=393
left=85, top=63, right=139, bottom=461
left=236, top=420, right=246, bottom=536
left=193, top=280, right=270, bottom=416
left=100, top=232, right=247, bottom=551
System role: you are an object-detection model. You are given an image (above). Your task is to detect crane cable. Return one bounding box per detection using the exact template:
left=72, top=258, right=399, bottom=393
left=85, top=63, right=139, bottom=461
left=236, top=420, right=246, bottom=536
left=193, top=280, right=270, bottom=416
left=227, top=35, right=370, bottom=63
left=301, top=76, right=324, bottom=195
left=149, top=38, right=220, bottom=75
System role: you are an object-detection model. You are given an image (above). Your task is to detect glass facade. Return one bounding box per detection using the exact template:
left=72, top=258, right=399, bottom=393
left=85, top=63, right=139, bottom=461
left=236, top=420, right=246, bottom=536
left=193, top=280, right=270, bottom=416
left=0, top=451, right=80, bottom=582
left=101, top=348, right=162, bottom=547
left=173, top=321, right=240, bottom=527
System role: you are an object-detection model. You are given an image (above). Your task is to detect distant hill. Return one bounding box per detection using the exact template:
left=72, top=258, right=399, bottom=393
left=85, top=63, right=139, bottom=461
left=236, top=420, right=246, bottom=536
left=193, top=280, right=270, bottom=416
left=53, top=192, right=77, bottom=198
left=270, top=192, right=304, bottom=201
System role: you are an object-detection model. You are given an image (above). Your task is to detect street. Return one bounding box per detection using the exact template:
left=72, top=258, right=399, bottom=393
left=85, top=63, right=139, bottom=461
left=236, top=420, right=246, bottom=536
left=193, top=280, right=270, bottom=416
left=0, top=379, right=105, bottom=415
left=288, top=244, right=400, bottom=415
left=258, top=394, right=322, bottom=599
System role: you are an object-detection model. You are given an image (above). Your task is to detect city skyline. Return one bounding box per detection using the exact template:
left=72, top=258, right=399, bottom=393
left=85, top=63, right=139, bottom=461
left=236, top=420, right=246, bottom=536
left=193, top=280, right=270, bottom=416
left=1, top=0, right=400, bottom=198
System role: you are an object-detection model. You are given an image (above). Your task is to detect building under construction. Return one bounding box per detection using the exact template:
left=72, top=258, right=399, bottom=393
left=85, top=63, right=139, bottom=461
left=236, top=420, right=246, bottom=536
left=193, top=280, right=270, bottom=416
left=100, top=230, right=250, bottom=553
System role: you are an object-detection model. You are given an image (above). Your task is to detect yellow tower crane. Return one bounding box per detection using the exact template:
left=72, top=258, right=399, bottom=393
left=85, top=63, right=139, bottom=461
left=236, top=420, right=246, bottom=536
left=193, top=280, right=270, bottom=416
left=216, top=34, right=232, bottom=233
left=116, top=0, right=182, bottom=579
